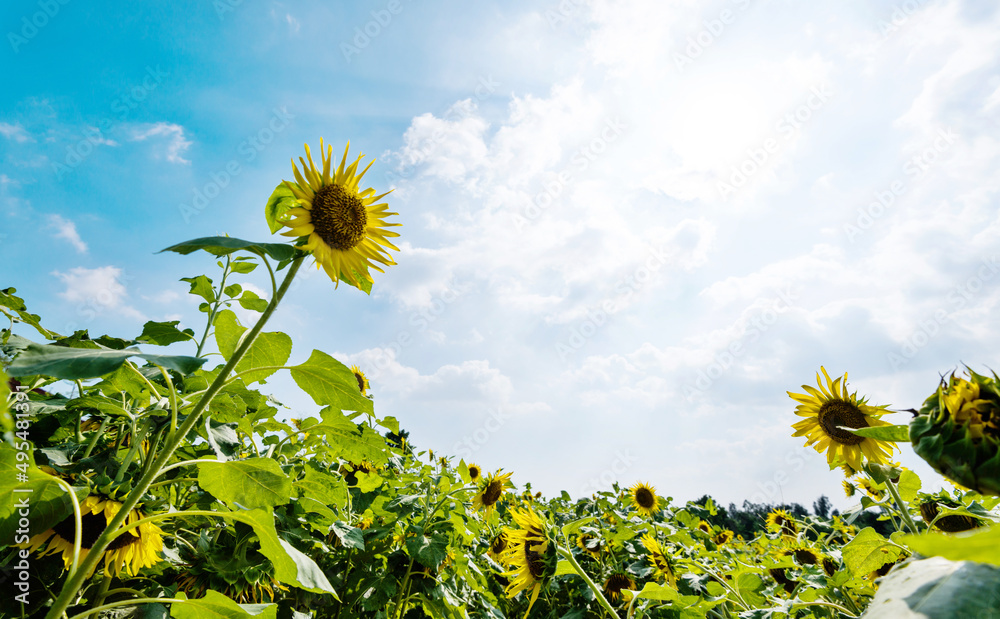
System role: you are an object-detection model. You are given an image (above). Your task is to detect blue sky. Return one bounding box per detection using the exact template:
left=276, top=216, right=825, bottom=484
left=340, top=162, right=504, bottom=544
left=3, top=0, right=1000, bottom=510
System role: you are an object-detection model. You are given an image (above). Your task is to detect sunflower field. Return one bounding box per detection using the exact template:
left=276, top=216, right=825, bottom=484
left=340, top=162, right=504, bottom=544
left=3, top=143, right=1000, bottom=619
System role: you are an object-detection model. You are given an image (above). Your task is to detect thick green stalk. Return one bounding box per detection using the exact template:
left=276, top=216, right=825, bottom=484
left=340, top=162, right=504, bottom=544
left=557, top=546, right=620, bottom=618
left=884, top=478, right=920, bottom=534
left=43, top=256, right=304, bottom=619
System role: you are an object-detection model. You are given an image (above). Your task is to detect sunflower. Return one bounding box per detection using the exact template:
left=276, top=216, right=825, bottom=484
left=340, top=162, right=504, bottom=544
left=488, top=531, right=508, bottom=562
left=501, top=507, right=551, bottom=618
left=696, top=520, right=712, bottom=534
left=789, top=367, right=895, bottom=471
left=25, top=495, right=163, bottom=577
left=467, top=463, right=482, bottom=482
left=473, top=470, right=514, bottom=516
left=713, top=530, right=734, bottom=545
left=781, top=546, right=821, bottom=565
left=576, top=532, right=603, bottom=558
left=640, top=533, right=677, bottom=588
left=629, top=482, right=660, bottom=517
left=350, top=365, right=369, bottom=395
left=857, top=477, right=885, bottom=501
left=603, top=572, right=636, bottom=603
left=842, top=480, right=857, bottom=498
left=919, top=499, right=982, bottom=533
left=765, top=509, right=798, bottom=538
left=278, top=140, right=400, bottom=288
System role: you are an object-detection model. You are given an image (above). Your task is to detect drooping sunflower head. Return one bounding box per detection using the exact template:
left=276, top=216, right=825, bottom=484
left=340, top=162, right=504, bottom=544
left=789, top=367, right=895, bottom=471
left=640, top=533, right=677, bottom=588
left=350, top=365, right=370, bottom=395
left=500, top=507, right=554, bottom=617
left=780, top=546, right=821, bottom=566
left=473, top=470, right=514, bottom=516
left=467, top=463, right=482, bottom=482
left=713, top=530, right=734, bottom=546
left=603, top=572, right=636, bottom=603
left=26, top=495, right=163, bottom=578
left=918, top=498, right=982, bottom=532
left=857, top=477, right=885, bottom=501
left=277, top=140, right=401, bottom=289
left=488, top=531, right=508, bottom=562
left=765, top=509, right=799, bottom=538
left=629, top=482, right=660, bottom=517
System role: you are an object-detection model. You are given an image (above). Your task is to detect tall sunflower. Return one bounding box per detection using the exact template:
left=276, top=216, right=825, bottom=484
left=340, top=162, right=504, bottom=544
left=765, top=509, right=799, bottom=538
left=278, top=140, right=400, bottom=288
left=788, top=367, right=895, bottom=471
left=640, top=533, right=677, bottom=588
left=350, top=365, right=369, bottom=395
left=25, top=495, right=163, bottom=577
left=473, top=470, right=514, bottom=516
left=629, top=482, right=660, bottom=517
left=501, top=507, right=551, bottom=618
left=467, top=463, right=482, bottom=482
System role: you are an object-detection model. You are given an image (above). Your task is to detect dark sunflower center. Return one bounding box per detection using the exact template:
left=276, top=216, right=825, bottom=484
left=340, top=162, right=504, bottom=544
left=491, top=535, right=507, bottom=555
left=469, top=467, right=481, bottom=480
left=310, top=184, right=367, bottom=251
left=634, top=487, right=655, bottom=508
left=52, top=512, right=106, bottom=548
left=524, top=540, right=546, bottom=578
left=353, top=371, right=366, bottom=392
left=794, top=549, right=818, bottom=564
left=817, top=400, right=868, bottom=445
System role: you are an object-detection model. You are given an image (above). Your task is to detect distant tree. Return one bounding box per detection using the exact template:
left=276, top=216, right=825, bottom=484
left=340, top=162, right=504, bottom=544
left=813, top=495, right=832, bottom=518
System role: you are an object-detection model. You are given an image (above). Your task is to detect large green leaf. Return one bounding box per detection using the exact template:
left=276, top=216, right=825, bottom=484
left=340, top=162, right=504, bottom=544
left=316, top=408, right=389, bottom=465
left=197, top=459, right=292, bottom=509
left=901, top=524, right=1000, bottom=565
left=213, top=311, right=291, bottom=384
left=160, top=236, right=297, bottom=263
left=0, top=287, right=60, bottom=340
left=290, top=350, right=373, bottom=414
left=849, top=424, right=911, bottom=442
left=864, top=557, right=1000, bottom=618
left=842, top=527, right=904, bottom=577
left=137, top=320, right=196, bottom=346
left=235, top=509, right=337, bottom=596
left=170, top=590, right=277, bottom=619
left=0, top=444, right=88, bottom=540
left=8, top=342, right=205, bottom=379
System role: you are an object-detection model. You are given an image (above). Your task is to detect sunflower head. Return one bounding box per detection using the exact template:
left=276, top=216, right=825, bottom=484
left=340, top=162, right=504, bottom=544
left=640, top=533, right=677, bottom=588
left=918, top=498, right=982, bottom=532
left=473, top=470, right=514, bottom=516
left=789, top=367, right=895, bottom=471
left=500, top=507, right=556, bottom=617
left=695, top=520, right=712, bottom=534
left=603, top=572, right=636, bottom=603
left=765, top=509, right=799, bottom=538
left=350, top=365, right=370, bottom=395
left=911, top=369, right=1000, bottom=496
left=576, top=532, right=603, bottom=558
left=488, top=531, right=508, bottom=562
left=713, top=530, right=734, bottom=545
left=842, top=479, right=857, bottom=498
left=781, top=546, right=821, bottom=565
left=629, top=482, right=660, bottom=517
left=273, top=140, right=401, bottom=291
left=467, top=463, right=482, bottom=482
left=857, top=477, right=885, bottom=501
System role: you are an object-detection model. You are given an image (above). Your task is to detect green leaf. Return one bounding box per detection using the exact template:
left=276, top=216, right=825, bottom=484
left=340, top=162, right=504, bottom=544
left=842, top=527, right=904, bottom=577
left=170, top=590, right=277, bottom=619
left=900, top=524, right=1000, bottom=565
left=197, top=459, right=292, bottom=509
left=850, top=424, right=911, bottom=442
left=238, top=290, right=269, bottom=313
left=181, top=275, right=217, bottom=304
left=896, top=468, right=922, bottom=503
left=264, top=183, right=299, bottom=234
left=161, top=236, right=298, bottom=263
left=137, top=320, right=197, bottom=346
left=0, top=367, right=11, bottom=433
left=239, top=510, right=337, bottom=596
left=230, top=258, right=259, bottom=275
left=863, top=557, right=1000, bottom=618
left=214, top=310, right=244, bottom=361
left=554, top=560, right=576, bottom=576
left=314, top=409, right=388, bottom=465
left=224, top=283, right=243, bottom=298
left=297, top=463, right=349, bottom=510
left=330, top=521, right=366, bottom=550
left=405, top=528, right=450, bottom=569
left=0, top=287, right=60, bottom=340
left=290, top=350, right=373, bottom=414
left=67, top=395, right=133, bottom=419
left=235, top=330, right=292, bottom=385
left=8, top=342, right=206, bottom=379
left=0, top=444, right=89, bottom=540
left=631, top=581, right=680, bottom=602
left=204, top=420, right=241, bottom=460
left=561, top=516, right=596, bottom=538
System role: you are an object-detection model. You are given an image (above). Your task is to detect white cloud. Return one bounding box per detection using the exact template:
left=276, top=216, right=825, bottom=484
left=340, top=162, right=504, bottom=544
left=0, top=122, right=32, bottom=143
left=51, top=266, right=145, bottom=322
left=129, top=122, right=192, bottom=164
left=47, top=214, right=88, bottom=253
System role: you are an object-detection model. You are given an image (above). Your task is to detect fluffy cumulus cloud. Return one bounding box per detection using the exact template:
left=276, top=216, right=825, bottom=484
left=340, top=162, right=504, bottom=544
left=129, top=122, right=192, bottom=164
left=354, top=0, right=1000, bottom=506
left=51, top=266, right=145, bottom=323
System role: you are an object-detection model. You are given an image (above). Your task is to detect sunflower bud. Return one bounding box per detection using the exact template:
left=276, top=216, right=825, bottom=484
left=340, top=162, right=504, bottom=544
left=910, top=369, right=1000, bottom=496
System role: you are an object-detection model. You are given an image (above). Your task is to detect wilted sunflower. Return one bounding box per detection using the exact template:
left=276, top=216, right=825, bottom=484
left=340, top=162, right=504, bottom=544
left=919, top=499, right=982, bottom=533
left=781, top=546, right=821, bottom=565
left=473, top=470, right=514, bottom=516
left=629, top=482, right=660, bottom=517
left=467, top=463, right=482, bottom=482
left=278, top=140, right=400, bottom=288
left=789, top=367, right=895, bottom=471
left=640, top=533, right=677, bottom=588
left=765, top=509, right=798, bottom=538
left=26, top=495, right=163, bottom=577
left=350, top=365, right=369, bottom=395
left=501, top=507, right=551, bottom=618
left=603, top=572, right=636, bottom=603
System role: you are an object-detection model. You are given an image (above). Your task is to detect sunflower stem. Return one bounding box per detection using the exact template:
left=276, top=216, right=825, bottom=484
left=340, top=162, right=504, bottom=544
left=91, top=574, right=112, bottom=609
left=81, top=417, right=110, bottom=459
left=883, top=478, right=919, bottom=534
left=154, top=364, right=179, bottom=435
left=43, top=255, right=305, bottom=619
left=194, top=255, right=232, bottom=359
left=788, top=600, right=858, bottom=618
left=557, top=545, right=620, bottom=618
